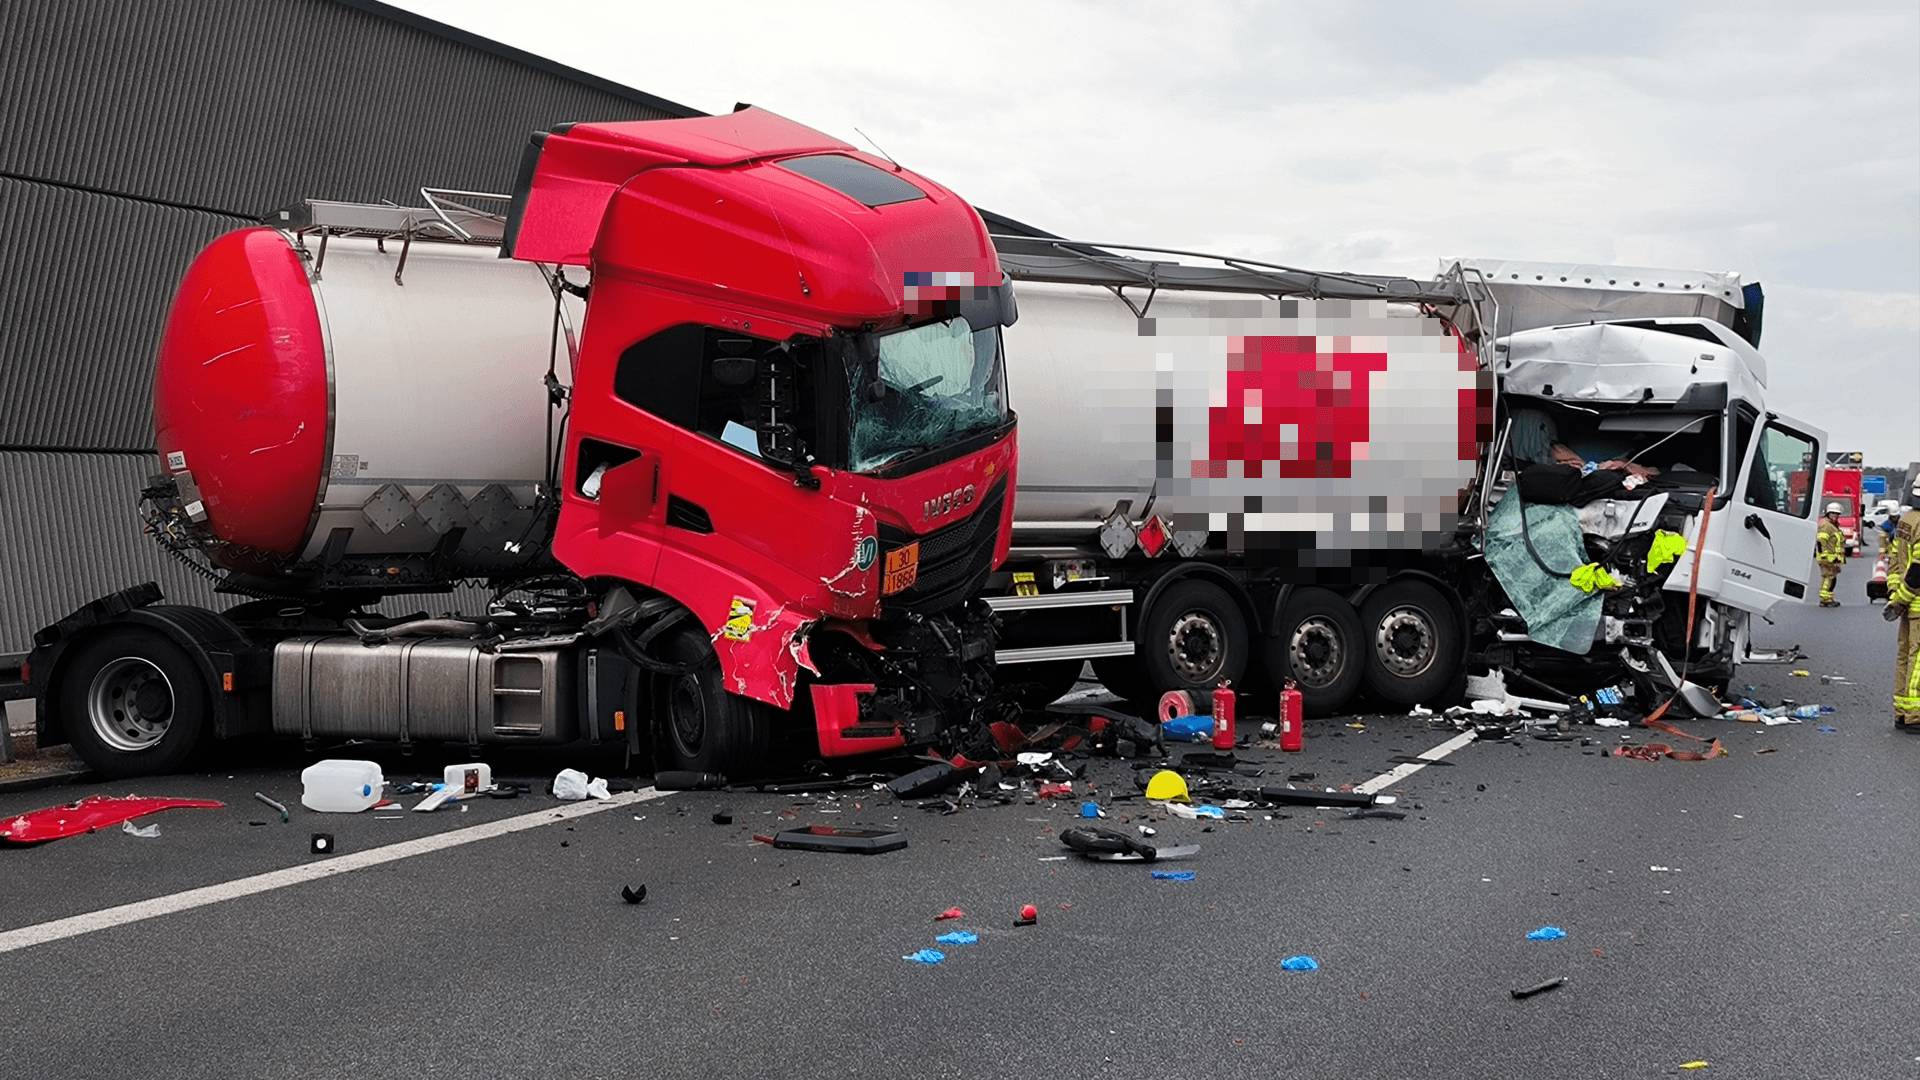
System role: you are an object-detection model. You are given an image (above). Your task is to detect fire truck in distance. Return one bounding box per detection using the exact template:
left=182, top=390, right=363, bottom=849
left=23, top=109, right=1019, bottom=780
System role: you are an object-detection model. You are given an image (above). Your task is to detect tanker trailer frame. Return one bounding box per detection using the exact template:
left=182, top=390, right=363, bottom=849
left=981, top=235, right=1502, bottom=715
left=22, top=109, right=1020, bottom=781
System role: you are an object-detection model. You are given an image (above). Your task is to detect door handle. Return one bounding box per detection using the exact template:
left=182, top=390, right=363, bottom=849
left=1743, top=512, right=1771, bottom=539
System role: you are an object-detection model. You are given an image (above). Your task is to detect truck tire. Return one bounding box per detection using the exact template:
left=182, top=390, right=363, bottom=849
left=1132, top=578, right=1249, bottom=701
left=1265, top=587, right=1364, bottom=717
left=1359, top=579, right=1460, bottom=708
left=655, top=628, right=771, bottom=778
left=59, top=627, right=210, bottom=779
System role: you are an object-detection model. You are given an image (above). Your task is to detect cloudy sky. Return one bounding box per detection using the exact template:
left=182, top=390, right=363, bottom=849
left=395, top=0, right=1919, bottom=468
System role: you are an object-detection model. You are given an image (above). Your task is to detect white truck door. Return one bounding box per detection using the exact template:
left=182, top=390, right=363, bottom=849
left=1700, top=413, right=1826, bottom=612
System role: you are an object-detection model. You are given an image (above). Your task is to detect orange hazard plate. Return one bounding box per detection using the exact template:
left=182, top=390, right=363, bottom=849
left=882, top=542, right=920, bottom=595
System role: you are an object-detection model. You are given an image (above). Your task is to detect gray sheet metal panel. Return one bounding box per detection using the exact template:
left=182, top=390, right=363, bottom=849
left=0, top=451, right=223, bottom=649
left=1, top=0, right=697, bottom=216
left=0, top=179, right=244, bottom=450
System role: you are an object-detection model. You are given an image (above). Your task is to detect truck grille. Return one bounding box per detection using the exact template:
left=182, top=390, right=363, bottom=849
left=878, top=479, right=1005, bottom=616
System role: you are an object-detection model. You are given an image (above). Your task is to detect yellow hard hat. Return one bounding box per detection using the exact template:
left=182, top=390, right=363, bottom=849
left=1145, top=769, right=1190, bottom=802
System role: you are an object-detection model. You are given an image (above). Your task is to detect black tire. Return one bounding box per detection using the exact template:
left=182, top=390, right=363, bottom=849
left=60, top=628, right=209, bottom=779
left=654, top=628, right=772, bottom=778
left=1359, top=579, right=1461, bottom=708
left=1136, top=578, right=1249, bottom=700
left=1002, top=660, right=1086, bottom=708
left=1264, top=587, right=1364, bottom=717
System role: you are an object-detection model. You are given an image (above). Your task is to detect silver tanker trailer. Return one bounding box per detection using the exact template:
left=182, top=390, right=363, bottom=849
left=982, top=235, right=1826, bottom=719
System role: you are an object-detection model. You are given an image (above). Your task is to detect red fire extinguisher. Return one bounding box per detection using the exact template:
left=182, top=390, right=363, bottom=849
left=1212, top=681, right=1236, bottom=750
left=1279, top=679, right=1303, bottom=752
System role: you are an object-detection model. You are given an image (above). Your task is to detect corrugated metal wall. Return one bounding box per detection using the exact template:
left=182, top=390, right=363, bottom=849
left=0, top=180, right=242, bottom=450
left=0, top=0, right=697, bottom=651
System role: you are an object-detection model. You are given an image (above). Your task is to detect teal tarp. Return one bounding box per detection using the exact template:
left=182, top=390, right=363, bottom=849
left=1484, top=491, right=1601, bottom=655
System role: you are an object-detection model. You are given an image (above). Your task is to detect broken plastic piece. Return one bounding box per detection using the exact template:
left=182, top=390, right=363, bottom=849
left=1079, top=802, right=1102, bottom=818
left=1036, top=781, right=1074, bottom=799
left=935, top=907, right=964, bottom=921
left=621, top=884, right=647, bottom=905
left=1526, top=926, right=1567, bottom=941
left=769, top=825, right=908, bottom=854
left=1149, top=870, right=1195, bottom=881
left=412, top=787, right=458, bottom=812
left=1016, top=904, right=1038, bottom=926
left=888, top=762, right=960, bottom=798
left=1679, top=1062, right=1708, bottom=1071
left=1280, top=955, right=1319, bottom=971
left=1510, top=976, right=1567, bottom=999
left=935, top=931, right=979, bottom=945
left=0, top=796, right=226, bottom=844
left=310, top=833, right=335, bottom=854
left=121, top=821, right=160, bottom=838
left=903, top=949, right=945, bottom=964
left=653, top=770, right=728, bottom=790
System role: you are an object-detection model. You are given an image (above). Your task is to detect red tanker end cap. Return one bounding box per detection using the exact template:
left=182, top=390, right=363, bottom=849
left=153, top=228, right=327, bottom=558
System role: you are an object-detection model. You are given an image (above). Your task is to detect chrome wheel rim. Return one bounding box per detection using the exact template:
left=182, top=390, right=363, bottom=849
left=1166, top=611, right=1226, bottom=683
left=1374, top=606, right=1437, bottom=679
left=85, top=656, right=174, bottom=753
left=1289, top=616, right=1346, bottom=688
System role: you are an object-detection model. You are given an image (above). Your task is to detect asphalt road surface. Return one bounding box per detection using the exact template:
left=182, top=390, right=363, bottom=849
left=3, top=582, right=1917, bottom=1079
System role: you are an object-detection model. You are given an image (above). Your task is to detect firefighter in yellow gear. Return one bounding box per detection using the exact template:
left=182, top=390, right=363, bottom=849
left=1815, top=502, right=1846, bottom=607
left=1888, top=479, right=1920, bottom=730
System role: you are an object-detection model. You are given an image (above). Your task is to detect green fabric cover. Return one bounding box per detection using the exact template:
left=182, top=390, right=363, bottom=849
left=1485, top=491, right=1602, bottom=655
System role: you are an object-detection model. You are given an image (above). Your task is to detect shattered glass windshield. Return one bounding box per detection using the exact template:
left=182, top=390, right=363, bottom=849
left=848, top=316, right=1008, bottom=472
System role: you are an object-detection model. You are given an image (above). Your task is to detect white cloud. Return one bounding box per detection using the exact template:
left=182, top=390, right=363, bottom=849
left=392, top=0, right=1919, bottom=465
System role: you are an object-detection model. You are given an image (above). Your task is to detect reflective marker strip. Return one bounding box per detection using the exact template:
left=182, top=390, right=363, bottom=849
left=1355, top=730, right=1478, bottom=796
left=0, top=788, right=673, bottom=955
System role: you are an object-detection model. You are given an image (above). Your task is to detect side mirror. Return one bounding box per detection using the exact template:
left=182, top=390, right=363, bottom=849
left=957, top=278, right=1019, bottom=329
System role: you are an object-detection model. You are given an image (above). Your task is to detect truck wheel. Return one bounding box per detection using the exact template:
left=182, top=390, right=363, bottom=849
left=655, top=629, right=771, bottom=778
left=1359, top=580, right=1460, bottom=708
left=60, top=628, right=210, bottom=779
left=1137, top=579, right=1249, bottom=700
left=1003, top=660, right=1086, bottom=708
left=1265, top=587, right=1364, bottom=717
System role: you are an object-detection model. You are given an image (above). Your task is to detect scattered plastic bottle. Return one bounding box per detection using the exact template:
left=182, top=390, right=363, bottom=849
left=1791, top=705, right=1822, bottom=719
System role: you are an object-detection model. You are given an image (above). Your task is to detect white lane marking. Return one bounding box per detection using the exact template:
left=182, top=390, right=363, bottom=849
left=0, top=788, right=673, bottom=956
left=1355, top=729, right=1478, bottom=796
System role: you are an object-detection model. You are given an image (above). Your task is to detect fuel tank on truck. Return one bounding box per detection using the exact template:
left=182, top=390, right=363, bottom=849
left=1000, top=280, right=1486, bottom=558
left=153, top=223, right=580, bottom=582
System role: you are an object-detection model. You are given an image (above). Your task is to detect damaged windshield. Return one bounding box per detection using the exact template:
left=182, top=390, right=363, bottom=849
left=848, top=316, right=1008, bottom=473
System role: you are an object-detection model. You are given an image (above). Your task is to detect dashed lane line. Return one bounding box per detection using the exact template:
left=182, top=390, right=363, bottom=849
left=1354, top=729, right=1479, bottom=796
left=0, top=788, right=674, bottom=956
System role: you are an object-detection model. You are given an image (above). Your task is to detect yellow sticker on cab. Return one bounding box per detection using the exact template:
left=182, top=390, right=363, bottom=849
left=722, top=597, right=756, bottom=641
left=882, top=542, right=920, bottom=596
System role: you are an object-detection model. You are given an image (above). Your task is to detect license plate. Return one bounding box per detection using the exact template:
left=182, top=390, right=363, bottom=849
left=882, top=542, right=920, bottom=595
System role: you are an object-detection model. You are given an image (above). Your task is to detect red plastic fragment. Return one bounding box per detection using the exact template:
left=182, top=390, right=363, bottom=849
left=0, top=796, right=226, bottom=844
left=1016, top=903, right=1038, bottom=927
left=935, top=907, right=964, bottom=921
left=1036, top=782, right=1073, bottom=799
left=989, top=722, right=1027, bottom=752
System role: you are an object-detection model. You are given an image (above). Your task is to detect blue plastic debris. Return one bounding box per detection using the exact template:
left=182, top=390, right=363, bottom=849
left=1079, top=802, right=1102, bottom=818
left=1150, top=870, right=1196, bottom=881
left=1526, top=926, right=1567, bottom=941
left=1817, top=726, right=1838, bottom=733
left=934, top=931, right=979, bottom=945
left=1163, top=715, right=1212, bottom=741
left=1193, top=805, right=1226, bottom=819
left=903, top=949, right=946, bottom=964
left=1280, top=955, right=1319, bottom=971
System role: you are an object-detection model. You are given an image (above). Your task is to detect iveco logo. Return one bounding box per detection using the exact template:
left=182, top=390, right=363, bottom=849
left=924, top=484, right=977, bottom=521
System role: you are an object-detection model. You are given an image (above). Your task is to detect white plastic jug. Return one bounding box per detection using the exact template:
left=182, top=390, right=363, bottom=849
left=443, top=762, right=492, bottom=795
left=301, top=759, right=385, bottom=813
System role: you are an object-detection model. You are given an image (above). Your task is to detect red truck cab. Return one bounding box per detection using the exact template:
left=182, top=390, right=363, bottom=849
left=507, top=108, right=1018, bottom=768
